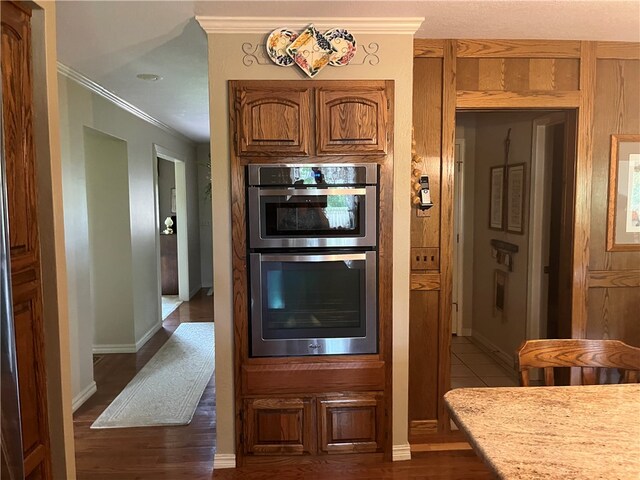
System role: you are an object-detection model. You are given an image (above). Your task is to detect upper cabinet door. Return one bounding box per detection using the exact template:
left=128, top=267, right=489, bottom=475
left=235, top=85, right=312, bottom=156
left=316, top=87, right=388, bottom=155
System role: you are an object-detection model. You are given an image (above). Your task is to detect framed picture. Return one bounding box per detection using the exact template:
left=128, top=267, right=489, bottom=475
left=489, top=166, right=505, bottom=230
left=506, top=163, right=526, bottom=234
left=607, top=134, right=640, bottom=251
left=170, top=187, right=177, bottom=213
left=494, top=269, right=507, bottom=316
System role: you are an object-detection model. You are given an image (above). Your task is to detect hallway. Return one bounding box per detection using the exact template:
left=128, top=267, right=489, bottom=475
left=73, top=290, right=215, bottom=479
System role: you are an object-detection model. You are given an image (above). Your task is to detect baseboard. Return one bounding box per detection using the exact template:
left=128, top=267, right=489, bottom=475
left=72, top=381, right=97, bottom=412
left=92, top=344, right=137, bottom=354
left=213, top=453, right=236, bottom=469
left=189, top=286, right=201, bottom=299
left=411, top=442, right=472, bottom=452
left=470, top=331, right=516, bottom=374
left=392, top=443, right=412, bottom=462
left=135, top=322, right=163, bottom=351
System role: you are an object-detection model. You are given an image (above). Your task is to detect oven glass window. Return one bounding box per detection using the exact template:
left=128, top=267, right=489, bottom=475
left=261, top=192, right=363, bottom=237
left=261, top=258, right=366, bottom=339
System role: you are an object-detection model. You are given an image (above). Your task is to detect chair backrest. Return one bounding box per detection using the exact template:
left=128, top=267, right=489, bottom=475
left=516, top=339, right=640, bottom=386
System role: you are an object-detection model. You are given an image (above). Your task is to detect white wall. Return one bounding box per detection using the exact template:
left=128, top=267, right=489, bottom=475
left=467, top=112, right=541, bottom=363
left=58, top=73, right=200, bottom=403
left=84, top=127, right=135, bottom=348
left=203, top=31, right=414, bottom=459
left=158, top=157, right=176, bottom=227
left=197, top=143, right=213, bottom=289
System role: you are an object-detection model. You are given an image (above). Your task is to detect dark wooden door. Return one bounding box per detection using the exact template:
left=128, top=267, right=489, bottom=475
left=317, top=393, right=384, bottom=454
left=316, top=86, right=388, bottom=155
left=244, top=398, right=316, bottom=455
left=1, top=2, right=52, bottom=478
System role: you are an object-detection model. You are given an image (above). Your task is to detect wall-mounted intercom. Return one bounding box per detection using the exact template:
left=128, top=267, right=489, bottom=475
left=419, top=175, right=434, bottom=210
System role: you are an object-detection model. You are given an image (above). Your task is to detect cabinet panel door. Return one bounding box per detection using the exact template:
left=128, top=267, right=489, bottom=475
left=2, top=2, right=52, bottom=478
left=318, top=393, right=384, bottom=454
left=235, top=86, right=312, bottom=156
left=245, top=398, right=316, bottom=455
left=316, top=87, right=388, bottom=155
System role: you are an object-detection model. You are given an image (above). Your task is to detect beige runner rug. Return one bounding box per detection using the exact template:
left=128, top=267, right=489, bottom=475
left=91, top=322, right=214, bottom=428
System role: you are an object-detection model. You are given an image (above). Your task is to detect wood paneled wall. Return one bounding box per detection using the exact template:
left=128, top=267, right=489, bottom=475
left=410, top=39, right=640, bottom=442
left=587, top=58, right=640, bottom=344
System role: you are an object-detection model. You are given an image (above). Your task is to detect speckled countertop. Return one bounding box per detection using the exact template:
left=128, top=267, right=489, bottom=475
left=445, top=384, right=640, bottom=480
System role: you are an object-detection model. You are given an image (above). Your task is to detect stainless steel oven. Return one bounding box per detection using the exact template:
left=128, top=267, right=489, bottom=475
left=249, top=251, right=377, bottom=356
left=247, top=164, right=379, bottom=357
left=247, top=164, right=378, bottom=249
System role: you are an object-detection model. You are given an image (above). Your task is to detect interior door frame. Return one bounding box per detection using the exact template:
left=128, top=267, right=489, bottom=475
left=526, top=112, right=567, bottom=342
left=153, top=144, right=190, bottom=306
left=452, top=139, right=466, bottom=336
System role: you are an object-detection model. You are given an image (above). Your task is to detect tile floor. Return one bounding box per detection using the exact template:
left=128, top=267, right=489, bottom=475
left=450, top=336, right=519, bottom=389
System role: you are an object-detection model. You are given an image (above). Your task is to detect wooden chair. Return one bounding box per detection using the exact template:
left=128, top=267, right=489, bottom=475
left=516, top=339, right=640, bottom=386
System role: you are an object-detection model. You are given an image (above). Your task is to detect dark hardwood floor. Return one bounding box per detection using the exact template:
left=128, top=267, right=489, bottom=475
left=73, top=289, right=216, bottom=480
left=73, top=289, right=492, bottom=479
left=211, top=451, right=493, bottom=479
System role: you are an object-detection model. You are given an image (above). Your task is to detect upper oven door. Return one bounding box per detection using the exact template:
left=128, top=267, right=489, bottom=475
left=248, top=186, right=377, bottom=248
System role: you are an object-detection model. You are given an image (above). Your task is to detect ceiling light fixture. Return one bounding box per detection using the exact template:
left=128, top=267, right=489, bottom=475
left=136, top=73, right=162, bottom=81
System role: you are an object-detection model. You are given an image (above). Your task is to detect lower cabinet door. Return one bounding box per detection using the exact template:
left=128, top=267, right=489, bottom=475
left=244, top=397, right=316, bottom=455
left=318, top=393, right=384, bottom=454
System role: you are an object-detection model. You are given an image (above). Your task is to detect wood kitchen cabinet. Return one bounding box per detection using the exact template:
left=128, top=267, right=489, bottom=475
left=2, top=2, right=52, bottom=477
left=243, top=393, right=384, bottom=457
left=233, top=81, right=389, bottom=157
left=244, top=397, right=316, bottom=455
left=160, top=234, right=178, bottom=295
left=315, top=86, right=388, bottom=155
left=318, top=393, right=384, bottom=454
left=230, top=79, right=394, bottom=466
left=234, top=84, right=312, bottom=156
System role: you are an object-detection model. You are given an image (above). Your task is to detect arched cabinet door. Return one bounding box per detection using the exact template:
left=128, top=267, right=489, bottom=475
left=234, top=84, right=312, bottom=156
left=316, top=87, right=388, bottom=155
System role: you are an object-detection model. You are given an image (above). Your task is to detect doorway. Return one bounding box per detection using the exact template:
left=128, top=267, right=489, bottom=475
left=451, top=110, right=576, bottom=388
left=154, top=145, right=190, bottom=322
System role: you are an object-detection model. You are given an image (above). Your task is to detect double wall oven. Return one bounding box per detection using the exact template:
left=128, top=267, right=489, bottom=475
left=247, top=164, right=379, bottom=357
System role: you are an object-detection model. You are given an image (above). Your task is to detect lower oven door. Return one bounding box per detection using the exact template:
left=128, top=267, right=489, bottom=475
left=250, top=251, right=377, bottom=357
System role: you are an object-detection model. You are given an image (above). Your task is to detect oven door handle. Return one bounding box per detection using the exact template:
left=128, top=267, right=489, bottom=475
left=257, top=188, right=367, bottom=196
left=257, top=253, right=367, bottom=263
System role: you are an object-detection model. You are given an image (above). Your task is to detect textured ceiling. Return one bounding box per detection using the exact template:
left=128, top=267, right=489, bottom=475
left=56, top=1, right=640, bottom=143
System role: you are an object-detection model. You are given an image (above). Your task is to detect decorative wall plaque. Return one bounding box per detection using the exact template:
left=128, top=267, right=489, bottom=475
left=265, top=24, right=358, bottom=77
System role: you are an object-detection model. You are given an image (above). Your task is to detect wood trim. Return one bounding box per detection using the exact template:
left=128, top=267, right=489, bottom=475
left=456, top=90, right=581, bottom=108
left=595, top=42, right=640, bottom=60
left=413, top=39, right=445, bottom=58
left=588, top=270, right=640, bottom=288
left=381, top=79, right=395, bottom=462
left=437, top=39, right=456, bottom=434
left=229, top=80, right=248, bottom=465
left=456, top=39, right=581, bottom=58
left=411, top=442, right=472, bottom=452
left=571, top=41, right=597, bottom=340
left=410, top=273, right=441, bottom=291
left=242, top=362, right=385, bottom=395
left=409, top=420, right=438, bottom=436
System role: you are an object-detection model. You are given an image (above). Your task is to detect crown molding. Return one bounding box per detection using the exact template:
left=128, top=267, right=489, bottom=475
left=196, top=16, right=424, bottom=35
left=57, top=63, right=193, bottom=144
